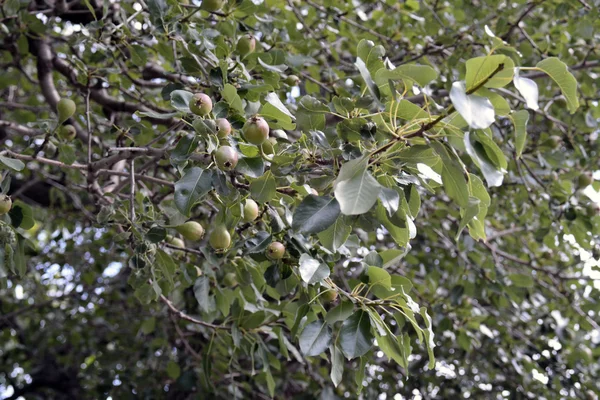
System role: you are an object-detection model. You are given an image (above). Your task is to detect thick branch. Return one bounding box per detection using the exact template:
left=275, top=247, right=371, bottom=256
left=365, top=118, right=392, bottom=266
left=0, top=120, right=43, bottom=137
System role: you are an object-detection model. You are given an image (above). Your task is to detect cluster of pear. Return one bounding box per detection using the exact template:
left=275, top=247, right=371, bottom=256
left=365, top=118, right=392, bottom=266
left=188, top=93, right=274, bottom=172
left=167, top=198, right=286, bottom=259
left=57, top=98, right=77, bottom=141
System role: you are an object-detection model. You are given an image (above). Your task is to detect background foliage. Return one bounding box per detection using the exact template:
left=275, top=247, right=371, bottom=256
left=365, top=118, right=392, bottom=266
left=1, top=0, right=599, bottom=399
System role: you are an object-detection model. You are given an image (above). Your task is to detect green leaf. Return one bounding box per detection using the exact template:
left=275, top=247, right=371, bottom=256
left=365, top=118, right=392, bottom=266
left=336, top=118, right=369, bottom=142
left=334, top=156, right=381, bottom=215
left=3, top=0, right=20, bottom=15
left=317, top=216, right=352, bottom=251
left=58, top=144, right=76, bottom=166
left=375, top=204, right=410, bottom=246
left=465, top=55, right=514, bottom=89
left=339, top=310, right=373, bottom=359
left=236, top=157, right=264, bottom=178
left=297, top=96, right=328, bottom=132
left=192, top=119, right=218, bottom=136
left=477, top=88, right=511, bottom=116
left=215, top=287, right=232, bottom=317
left=375, top=64, right=438, bottom=87
left=250, top=171, right=277, bottom=203
left=376, top=332, right=408, bottom=371
left=365, top=251, right=383, bottom=268
left=431, top=142, right=469, bottom=208
left=260, top=94, right=296, bottom=130
left=357, top=39, right=385, bottom=72
left=509, top=273, right=534, bottom=288
left=0, top=155, right=25, bottom=171
left=264, top=370, right=275, bottom=398
left=146, top=0, right=166, bottom=27
left=166, top=361, right=181, bottom=380
left=513, top=69, right=539, bottom=111
left=355, top=58, right=380, bottom=102
left=380, top=249, right=409, bottom=269
left=258, top=57, right=288, bottom=73
left=536, top=57, right=579, bottom=113
left=449, top=81, right=495, bottom=130
left=14, top=236, right=26, bottom=277
left=170, top=90, right=194, bottom=113
left=325, top=301, right=355, bottom=324
left=299, top=320, right=332, bottom=356
left=420, top=307, right=436, bottom=369
left=245, top=231, right=272, bottom=254
left=456, top=197, right=481, bottom=240
left=378, top=187, right=400, bottom=217
left=297, top=111, right=325, bottom=132
left=396, top=145, right=439, bottom=165
left=394, top=100, right=431, bottom=120
left=9, top=201, right=35, bottom=230
left=136, top=110, right=179, bottom=120
left=170, top=134, right=199, bottom=165
left=292, top=195, right=340, bottom=234
left=299, top=254, right=330, bottom=285
left=467, top=174, right=490, bottom=241
left=464, top=131, right=505, bottom=188
left=147, top=226, right=167, bottom=243
left=263, top=93, right=294, bottom=120
left=371, top=274, right=413, bottom=300
left=194, top=276, right=213, bottom=313
left=367, top=266, right=392, bottom=289
left=510, top=110, right=529, bottom=158
left=140, top=317, right=156, bottom=335
left=355, top=356, right=367, bottom=394
left=174, top=167, right=213, bottom=217
left=221, top=84, right=245, bottom=115
left=155, top=249, right=176, bottom=288
left=298, top=96, right=330, bottom=113
left=330, top=345, right=344, bottom=387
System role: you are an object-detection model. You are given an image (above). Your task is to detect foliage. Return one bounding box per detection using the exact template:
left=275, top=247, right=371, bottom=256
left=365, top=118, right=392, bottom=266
left=0, top=0, right=599, bottom=399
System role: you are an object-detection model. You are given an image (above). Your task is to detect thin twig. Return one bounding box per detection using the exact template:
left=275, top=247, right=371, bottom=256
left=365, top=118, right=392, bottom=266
left=159, top=294, right=225, bottom=329
left=129, top=159, right=135, bottom=222
left=86, top=88, right=92, bottom=165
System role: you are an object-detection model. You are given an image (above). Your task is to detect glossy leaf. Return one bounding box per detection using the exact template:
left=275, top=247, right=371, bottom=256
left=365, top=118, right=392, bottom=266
left=339, top=310, right=374, bottom=359
left=174, top=167, right=213, bottom=217
left=299, top=321, right=332, bottom=357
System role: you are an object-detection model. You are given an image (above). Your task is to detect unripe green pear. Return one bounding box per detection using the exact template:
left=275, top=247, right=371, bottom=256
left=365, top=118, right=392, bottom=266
left=214, top=146, right=239, bottom=171
left=176, top=221, right=205, bottom=241
left=200, top=0, right=224, bottom=12
left=189, top=93, right=213, bottom=116
left=223, top=272, right=238, bottom=287
left=243, top=116, right=269, bottom=145
left=321, top=289, right=338, bottom=303
left=0, top=195, right=12, bottom=215
left=216, top=118, right=232, bottom=138
left=284, top=75, right=300, bottom=86
left=578, top=172, right=593, bottom=188
left=58, top=124, right=77, bottom=141
left=57, top=98, right=76, bottom=123
left=586, top=203, right=600, bottom=217
left=167, top=235, right=185, bottom=249
left=243, top=199, right=259, bottom=222
left=266, top=241, right=285, bottom=260
left=209, top=225, right=231, bottom=250
left=236, top=34, right=256, bottom=57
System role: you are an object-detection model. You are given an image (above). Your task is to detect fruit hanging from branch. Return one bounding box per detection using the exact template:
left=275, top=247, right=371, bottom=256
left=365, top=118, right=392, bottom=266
left=189, top=93, right=213, bottom=116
